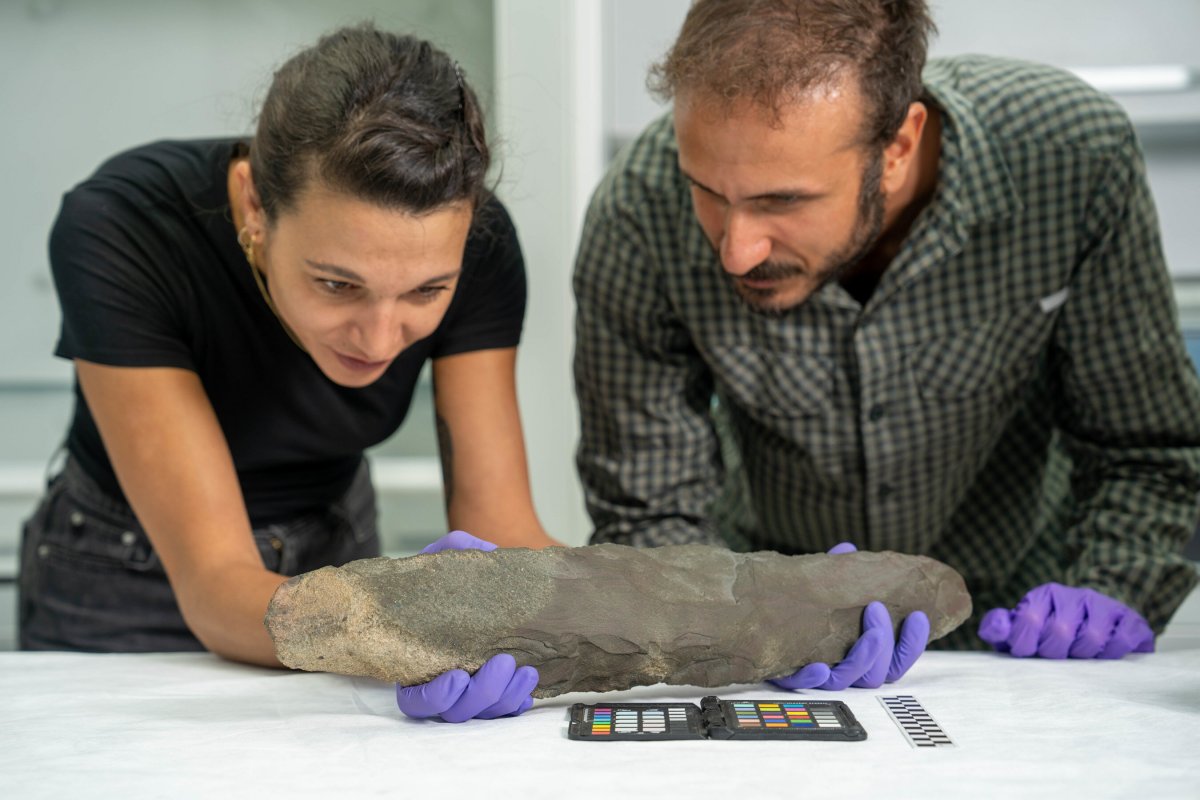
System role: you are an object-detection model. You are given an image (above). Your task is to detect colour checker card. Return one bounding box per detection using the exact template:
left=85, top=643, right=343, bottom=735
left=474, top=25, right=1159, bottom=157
left=703, top=697, right=867, bottom=741
left=878, top=695, right=955, bottom=748
left=567, top=702, right=704, bottom=741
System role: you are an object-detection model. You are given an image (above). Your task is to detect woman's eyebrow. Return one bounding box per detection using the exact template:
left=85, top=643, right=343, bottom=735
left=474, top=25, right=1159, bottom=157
left=305, top=260, right=462, bottom=286
left=305, top=260, right=365, bottom=283
left=419, top=269, right=462, bottom=285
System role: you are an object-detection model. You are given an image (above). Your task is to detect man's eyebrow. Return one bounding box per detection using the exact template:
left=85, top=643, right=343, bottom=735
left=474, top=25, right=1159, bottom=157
left=679, top=170, right=824, bottom=203
left=679, top=169, right=722, bottom=199
left=305, top=260, right=462, bottom=286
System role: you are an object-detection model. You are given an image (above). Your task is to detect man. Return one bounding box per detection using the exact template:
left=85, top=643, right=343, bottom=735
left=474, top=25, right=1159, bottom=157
left=573, top=0, right=1200, bottom=682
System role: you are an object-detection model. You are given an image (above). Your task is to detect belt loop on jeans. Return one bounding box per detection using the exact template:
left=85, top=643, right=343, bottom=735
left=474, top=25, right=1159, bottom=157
left=43, top=444, right=68, bottom=489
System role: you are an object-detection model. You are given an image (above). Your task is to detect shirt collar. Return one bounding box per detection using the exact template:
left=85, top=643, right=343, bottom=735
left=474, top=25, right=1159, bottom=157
left=921, top=65, right=1023, bottom=233
left=855, top=66, right=1025, bottom=311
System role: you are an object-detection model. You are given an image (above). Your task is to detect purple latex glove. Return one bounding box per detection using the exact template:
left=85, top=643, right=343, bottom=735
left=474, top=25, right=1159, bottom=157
left=770, top=542, right=931, bottom=691
left=977, top=582, right=1155, bottom=659
left=396, top=531, right=539, bottom=722
left=397, top=653, right=538, bottom=723
left=419, top=529, right=498, bottom=555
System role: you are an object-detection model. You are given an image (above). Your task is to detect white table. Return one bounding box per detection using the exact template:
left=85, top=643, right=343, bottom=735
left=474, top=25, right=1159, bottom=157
left=2, top=626, right=1198, bottom=799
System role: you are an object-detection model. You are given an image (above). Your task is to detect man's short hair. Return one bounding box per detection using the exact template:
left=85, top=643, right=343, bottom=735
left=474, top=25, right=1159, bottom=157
left=650, top=0, right=937, bottom=145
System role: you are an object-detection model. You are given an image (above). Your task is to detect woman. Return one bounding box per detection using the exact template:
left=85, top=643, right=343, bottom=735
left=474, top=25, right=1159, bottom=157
left=19, top=24, right=552, bottom=721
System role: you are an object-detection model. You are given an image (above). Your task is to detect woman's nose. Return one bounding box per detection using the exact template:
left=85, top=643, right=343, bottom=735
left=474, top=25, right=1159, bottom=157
left=355, top=303, right=404, bottom=360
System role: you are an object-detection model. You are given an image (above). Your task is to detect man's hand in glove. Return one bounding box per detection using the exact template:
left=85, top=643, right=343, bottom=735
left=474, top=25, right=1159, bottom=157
left=978, top=582, right=1154, bottom=659
left=770, top=542, right=931, bottom=690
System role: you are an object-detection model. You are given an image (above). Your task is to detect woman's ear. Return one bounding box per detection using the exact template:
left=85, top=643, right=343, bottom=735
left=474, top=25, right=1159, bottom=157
left=232, top=159, right=266, bottom=234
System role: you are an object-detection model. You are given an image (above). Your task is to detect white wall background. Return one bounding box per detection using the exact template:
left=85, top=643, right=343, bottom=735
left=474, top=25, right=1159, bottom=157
left=495, top=0, right=603, bottom=547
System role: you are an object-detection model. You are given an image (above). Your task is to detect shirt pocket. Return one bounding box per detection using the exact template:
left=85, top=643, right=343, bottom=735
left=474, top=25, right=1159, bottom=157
left=909, top=303, right=1053, bottom=402
left=707, top=342, right=833, bottom=420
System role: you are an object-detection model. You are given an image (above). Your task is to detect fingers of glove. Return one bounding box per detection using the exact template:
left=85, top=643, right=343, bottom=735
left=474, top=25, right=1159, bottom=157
left=1098, top=613, right=1155, bottom=660
left=420, top=530, right=499, bottom=555
left=1067, top=594, right=1124, bottom=659
left=1007, top=585, right=1056, bottom=657
left=977, top=607, right=1013, bottom=651
left=1035, top=587, right=1086, bottom=660
left=852, top=602, right=895, bottom=688
left=474, top=665, right=540, bottom=720
left=769, top=662, right=832, bottom=691
left=396, top=669, right=470, bottom=719
left=827, top=542, right=858, bottom=555
left=439, top=654, right=521, bottom=723
left=887, top=610, right=931, bottom=682
left=822, top=626, right=889, bottom=691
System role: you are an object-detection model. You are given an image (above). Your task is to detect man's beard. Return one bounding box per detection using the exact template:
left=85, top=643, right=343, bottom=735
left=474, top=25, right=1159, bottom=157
left=732, top=152, right=886, bottom=316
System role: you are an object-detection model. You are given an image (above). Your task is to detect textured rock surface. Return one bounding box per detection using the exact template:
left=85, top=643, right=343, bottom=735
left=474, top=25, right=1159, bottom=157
left=266, top=544, right=971, bottom=697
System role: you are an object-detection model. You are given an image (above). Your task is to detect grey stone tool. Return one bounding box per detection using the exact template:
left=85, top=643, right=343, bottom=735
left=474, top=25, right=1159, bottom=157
left=265, top=544, right=972, bottom=697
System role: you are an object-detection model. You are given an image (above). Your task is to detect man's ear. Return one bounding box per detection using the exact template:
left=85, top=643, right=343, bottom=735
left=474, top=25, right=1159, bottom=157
left=880, top=101, right=929, bottom=194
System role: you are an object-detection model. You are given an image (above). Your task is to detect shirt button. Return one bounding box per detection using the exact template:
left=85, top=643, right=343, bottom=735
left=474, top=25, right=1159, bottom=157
left=120, top=531, right=138, bottom=546
left=69, top=511, right=85, bottom=527
left=269, top=537, right=284, bottom=552
left=868, top=404, right=886, bottom=422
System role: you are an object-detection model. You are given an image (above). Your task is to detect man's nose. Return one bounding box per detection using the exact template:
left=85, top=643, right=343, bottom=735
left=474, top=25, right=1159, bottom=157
left=719, top=208, right=772, bottom=275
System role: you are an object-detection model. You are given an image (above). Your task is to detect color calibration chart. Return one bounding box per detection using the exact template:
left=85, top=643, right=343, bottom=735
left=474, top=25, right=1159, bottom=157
left=728, top=700, right=839, bottom=730
left=568, top=697, right=866, bottom=742
left=568, top=702, right=702, bottom=741
left=705, top=697, right=867, bottom=741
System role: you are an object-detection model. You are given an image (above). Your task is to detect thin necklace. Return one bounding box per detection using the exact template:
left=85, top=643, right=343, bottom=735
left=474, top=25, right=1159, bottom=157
left=238, top=226, right=308, bottom=352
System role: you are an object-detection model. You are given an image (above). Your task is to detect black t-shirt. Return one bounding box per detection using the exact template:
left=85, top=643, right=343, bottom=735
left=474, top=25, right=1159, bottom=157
left=49, top=139, right=526, bottom=524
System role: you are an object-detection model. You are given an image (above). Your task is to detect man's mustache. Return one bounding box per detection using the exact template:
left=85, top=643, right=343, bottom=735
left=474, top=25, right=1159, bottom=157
left=741, top=261, right=804, bottom=281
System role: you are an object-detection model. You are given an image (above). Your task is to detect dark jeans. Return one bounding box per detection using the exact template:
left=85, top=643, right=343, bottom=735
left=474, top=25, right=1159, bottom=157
left=18, top=456, right=380, bottom=652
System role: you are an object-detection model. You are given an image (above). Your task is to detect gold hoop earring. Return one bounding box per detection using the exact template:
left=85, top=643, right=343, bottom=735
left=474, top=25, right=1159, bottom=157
left=238, top=226, right=256, bottom=269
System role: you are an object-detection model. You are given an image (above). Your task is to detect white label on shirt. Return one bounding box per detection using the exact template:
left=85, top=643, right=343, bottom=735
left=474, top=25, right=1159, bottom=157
left=1038, top=288, right=1069, bottom=313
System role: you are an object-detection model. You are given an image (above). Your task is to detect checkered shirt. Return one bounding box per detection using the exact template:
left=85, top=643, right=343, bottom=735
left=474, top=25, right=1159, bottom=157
left=573, top=55, right=1200, bottom=648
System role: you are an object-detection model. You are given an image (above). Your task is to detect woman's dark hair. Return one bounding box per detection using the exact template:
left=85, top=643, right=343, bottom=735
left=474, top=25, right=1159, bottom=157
left=650, top=0, right=936, bottom=146
left=250, top=23, right=490, bottom=221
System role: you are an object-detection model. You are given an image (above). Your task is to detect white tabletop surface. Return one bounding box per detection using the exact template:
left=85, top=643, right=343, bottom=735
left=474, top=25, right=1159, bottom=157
left=2, top=622, right=1198, bottom=799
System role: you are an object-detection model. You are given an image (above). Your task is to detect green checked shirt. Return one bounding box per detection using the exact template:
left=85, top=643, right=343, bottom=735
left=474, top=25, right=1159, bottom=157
left=573, top=55, right=1200, bottom=648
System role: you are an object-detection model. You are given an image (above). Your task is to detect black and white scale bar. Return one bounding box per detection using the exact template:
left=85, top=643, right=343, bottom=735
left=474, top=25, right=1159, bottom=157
left=877, top=695, right=955, bottom=748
